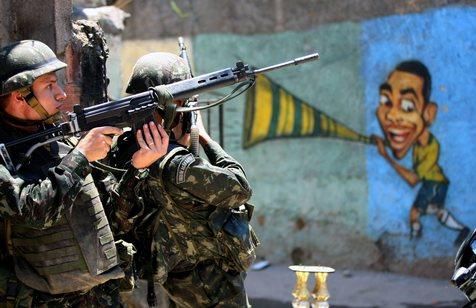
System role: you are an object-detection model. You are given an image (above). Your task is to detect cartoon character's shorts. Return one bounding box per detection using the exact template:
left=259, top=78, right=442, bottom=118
left=414, top=180, right=448, bottom=212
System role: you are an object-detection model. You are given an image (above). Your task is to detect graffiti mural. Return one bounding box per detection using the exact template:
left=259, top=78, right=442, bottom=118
left=373, top=60, right=470, bottom=245
left=243, top=74, right=372, bottom=149
left=191, top=6, right=476, bottom=268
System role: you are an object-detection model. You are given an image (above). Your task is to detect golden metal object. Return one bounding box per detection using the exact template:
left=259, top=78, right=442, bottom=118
left=290, top=269, right=310, bottom=308
left=289, top=265, right=335, bottom=308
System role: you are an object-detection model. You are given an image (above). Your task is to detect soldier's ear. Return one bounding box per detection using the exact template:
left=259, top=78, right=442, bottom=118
left=13, top=91, right=24, bottom=103
left=423, top=101, right=437, bottom=126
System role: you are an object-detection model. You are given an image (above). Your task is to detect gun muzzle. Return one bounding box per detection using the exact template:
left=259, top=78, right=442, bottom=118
left=293, top=53, right=320, bottom=65
left=251, top=51, right=320, bottom=75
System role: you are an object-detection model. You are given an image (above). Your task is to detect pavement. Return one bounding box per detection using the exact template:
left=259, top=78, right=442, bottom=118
left=245, top=264, right=468, bottom=308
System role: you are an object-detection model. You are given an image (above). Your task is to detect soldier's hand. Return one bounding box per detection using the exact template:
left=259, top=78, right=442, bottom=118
left=76, top=126, right=123, bottom=162
left=132, top=122, right=169, bottom=169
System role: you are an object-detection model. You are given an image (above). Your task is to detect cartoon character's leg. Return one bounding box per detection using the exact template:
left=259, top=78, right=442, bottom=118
left=410, top=182, right=432, bottom=239
left=436, top=208, right=465, bottom=230
left=410, top=205, right=422, bottom=238
left=429, top=182, right=470, bottom=245
left=436, top=209, right=470, bottom=246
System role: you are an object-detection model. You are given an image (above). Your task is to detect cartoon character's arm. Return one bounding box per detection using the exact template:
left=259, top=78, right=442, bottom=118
left=374, top=136, right=419, bottom=186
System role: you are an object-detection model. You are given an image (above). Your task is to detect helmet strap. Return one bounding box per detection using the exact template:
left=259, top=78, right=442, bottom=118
left=18, top=87, right=51, bottom=120
left=17, top=87, right=62, bottom=125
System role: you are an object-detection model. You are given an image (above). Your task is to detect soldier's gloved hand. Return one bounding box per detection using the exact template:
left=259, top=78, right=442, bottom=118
left=76, top=126, right=123, bottom=162
left=131, top=122, right=169, bottom=169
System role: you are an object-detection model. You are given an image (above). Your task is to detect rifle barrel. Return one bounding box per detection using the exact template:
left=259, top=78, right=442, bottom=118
left=250, top=52, right=319, bottom=75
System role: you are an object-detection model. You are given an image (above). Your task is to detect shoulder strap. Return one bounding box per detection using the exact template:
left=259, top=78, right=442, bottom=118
left=156, top=146, right=189, bottom=181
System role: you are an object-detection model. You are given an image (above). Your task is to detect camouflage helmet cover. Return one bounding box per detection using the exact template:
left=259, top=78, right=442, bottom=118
left=125, top=52, right=191, bottom=94
left=0, top=40, right=67, bottom=96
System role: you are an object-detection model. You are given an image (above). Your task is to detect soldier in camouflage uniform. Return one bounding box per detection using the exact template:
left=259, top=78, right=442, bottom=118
left=110, top=52, right=259, bottom=308
left=0, top=40, right=169, bottom=307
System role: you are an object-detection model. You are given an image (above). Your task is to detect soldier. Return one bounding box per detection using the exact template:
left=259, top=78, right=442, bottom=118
left=110, top=52, right=259, bottom=307
left=0, top=40, right=168, bottom=306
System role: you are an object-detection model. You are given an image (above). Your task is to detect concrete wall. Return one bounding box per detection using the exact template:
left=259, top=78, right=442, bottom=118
left=0, top=0, right=72, bottom=91
left=362, top=7, right=476, bottom=274
left=122, top=0, right=476, bottom=38
left=192, top=25, right=377, bottom=269
left=9, top=0, right=72, bottom=58
left=122, top=4, right=476, bottom=277
left=0, top=1, right=11, bottom=46
left=183, top=6, right=476, bottom=277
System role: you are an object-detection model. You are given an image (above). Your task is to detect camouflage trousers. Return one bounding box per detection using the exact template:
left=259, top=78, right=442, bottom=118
left=1, top=278, right=122, bottom=308
left=163, top=260, right=250, bottom=308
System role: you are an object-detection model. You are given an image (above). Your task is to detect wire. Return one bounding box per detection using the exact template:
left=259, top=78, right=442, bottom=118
left=176, top=79, right=255, bottom=113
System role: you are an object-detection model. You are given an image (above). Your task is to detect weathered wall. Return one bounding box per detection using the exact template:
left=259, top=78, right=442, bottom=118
left=0, top=1, right=11, bottom=46
left=186, top=6, right=476, bottom=276
left=0, top=0, right=72, bottom=92
left=10, top=0, right=72, bottom=58
left=119, top=2, right=476, bottom=277
left=362, top=7, right=476, bottom=275
left=192, top=25, right=377, bottom=269
left=122, top=0, right=476, bottom=38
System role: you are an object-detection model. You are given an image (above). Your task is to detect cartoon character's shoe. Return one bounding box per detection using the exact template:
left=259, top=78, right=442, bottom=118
left=454, top=227, right=470, bottom=247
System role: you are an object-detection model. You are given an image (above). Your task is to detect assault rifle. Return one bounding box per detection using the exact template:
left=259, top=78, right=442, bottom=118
left=177, top=37, right=200, bottom=157
left=0, top=52, right=319, bottom=172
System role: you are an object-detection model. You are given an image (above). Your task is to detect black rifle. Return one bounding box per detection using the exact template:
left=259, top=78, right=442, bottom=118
left=0, top=52, right=319, bottom=172
left=177, top=36, right=200, bottom=157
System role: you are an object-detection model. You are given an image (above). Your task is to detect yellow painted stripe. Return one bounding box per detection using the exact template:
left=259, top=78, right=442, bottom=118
left=282, top=90, right=295, bottom=135
left=329, top=118, right=337, bottom=135
left=321, top=113, right=328, bottom=134
left=250, top=76, right=273, bottom=143
left=300, top=104, right=308, bottom=135
left=301, top=104, right=314, bottom=135
left=285, top=93, right=296, bottom=135
left=308, top=106, right=315, bottom=134
left=276, top=89, right=287, bottom=136
left=336, top=124, right=359, bottom=141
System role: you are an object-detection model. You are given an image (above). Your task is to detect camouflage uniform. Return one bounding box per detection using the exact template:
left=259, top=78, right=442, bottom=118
left=111, top=52, right=259, bottom=308
left=0, top=122, right=138, bottom=307
left=0, top=40, right=138, bottom=307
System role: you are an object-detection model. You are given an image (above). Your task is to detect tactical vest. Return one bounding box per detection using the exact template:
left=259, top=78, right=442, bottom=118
left=147, top=147, right=259, bottom=284
left=9, top=143, right=123, bottom=294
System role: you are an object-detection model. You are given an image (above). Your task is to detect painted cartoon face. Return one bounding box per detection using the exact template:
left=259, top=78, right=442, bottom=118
left=376, top=70, right=426, bottom=159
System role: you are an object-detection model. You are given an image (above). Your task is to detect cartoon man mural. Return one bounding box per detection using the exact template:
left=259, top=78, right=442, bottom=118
left=373, top=60, right=470, bottom=245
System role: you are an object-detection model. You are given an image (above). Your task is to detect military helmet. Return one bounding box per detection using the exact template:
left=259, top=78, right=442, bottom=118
left=0, top=40, right=66, bottom=96
left=125, top=52, right=191, bottom=94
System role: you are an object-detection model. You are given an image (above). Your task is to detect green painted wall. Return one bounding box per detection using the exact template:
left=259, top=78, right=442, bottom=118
left=193, top=23, right=379, bottom=266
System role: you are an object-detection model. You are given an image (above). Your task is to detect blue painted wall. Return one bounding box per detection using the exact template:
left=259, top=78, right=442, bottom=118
left=187, top=6, right=476, bottom=270
left=363, top=7, right=476, bottom=260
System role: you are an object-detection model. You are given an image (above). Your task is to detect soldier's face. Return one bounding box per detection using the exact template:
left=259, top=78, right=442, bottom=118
left=1, top=72, right=66, bottom=121
left=30, top=72, right=67, bottom=118
left=376, top=70, right=426, bottom=159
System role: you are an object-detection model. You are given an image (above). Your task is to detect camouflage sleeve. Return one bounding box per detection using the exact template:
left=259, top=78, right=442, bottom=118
left=0, top=149, right=91, bottom=229
left=162, top=140, right=252, bottom=208
left=108, top=167, right=144, bottom=235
